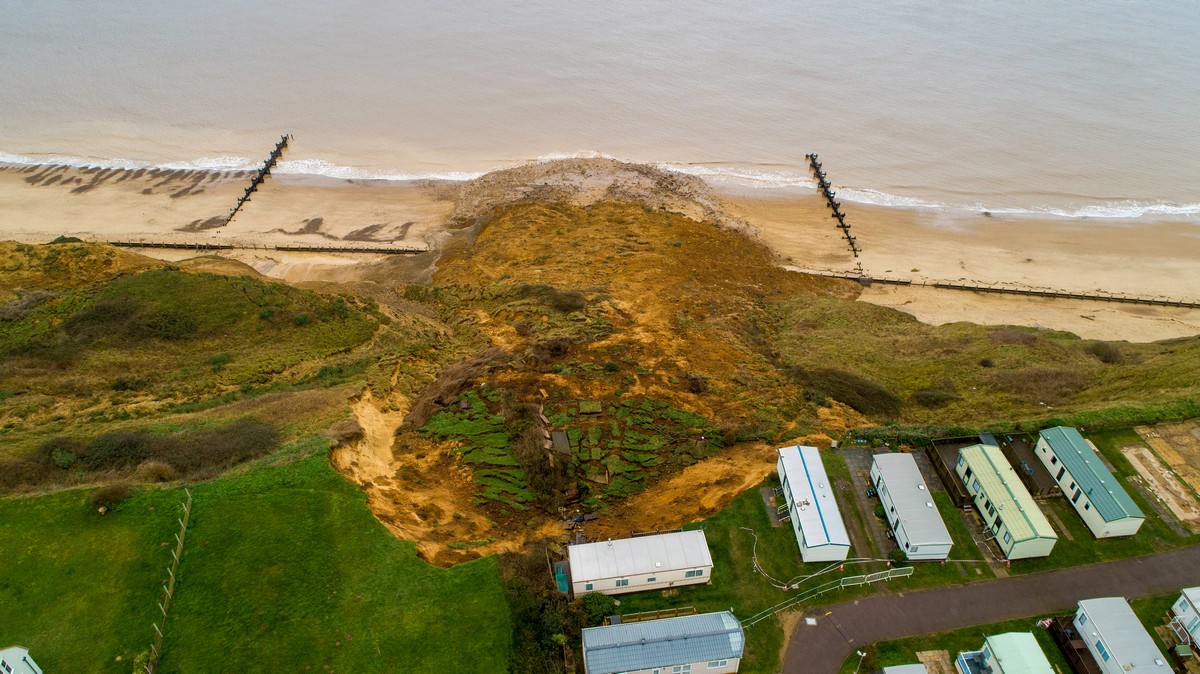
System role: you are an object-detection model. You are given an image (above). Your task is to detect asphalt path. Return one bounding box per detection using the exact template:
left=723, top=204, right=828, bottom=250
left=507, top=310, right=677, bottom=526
left=782, top=545, right=1200, bottom=673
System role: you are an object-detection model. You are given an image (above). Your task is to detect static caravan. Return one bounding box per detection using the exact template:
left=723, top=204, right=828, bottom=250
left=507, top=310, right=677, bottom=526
left=1172, top=587, right=1200, bottom=645
left=582, top=611, right=744, bottom=674
left=1035, top=426, right=1145, bottom=538
left=566, top=530, right=713, bottom=597
left=1073, top=597, right=1169, bottom=674
left=955, top=632, right=1053, bottom=674
left=956, top=444, right=1057, bottom=560
left=871, top=453, right=953, bottom=561
left=0, top=647, right=41, bottom=674
left=883, top=666, right=929, bottom=674
left=777, top=445, right=851, bottom=563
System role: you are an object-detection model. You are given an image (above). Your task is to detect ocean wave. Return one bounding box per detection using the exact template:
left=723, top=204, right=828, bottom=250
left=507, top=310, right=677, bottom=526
left=835, top=187, right=1200, bottom=219
left=272, top=158, right=484, bottom=182
left=656, top=162, right=814, bottom=189
left=3, top=149, right=1197, bottom=219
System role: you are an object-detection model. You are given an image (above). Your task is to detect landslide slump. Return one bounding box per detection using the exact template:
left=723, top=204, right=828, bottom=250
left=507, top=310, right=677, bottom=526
left=350, top=199, right=869, bottom=564
left=318, top=163, right=1200, bottom=564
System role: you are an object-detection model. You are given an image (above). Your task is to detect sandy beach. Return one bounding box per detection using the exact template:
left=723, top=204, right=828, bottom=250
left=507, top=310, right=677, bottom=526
left=2, top=160, right=1198, bottom=342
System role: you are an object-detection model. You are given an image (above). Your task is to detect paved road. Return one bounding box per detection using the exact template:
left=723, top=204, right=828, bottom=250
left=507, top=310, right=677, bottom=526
left=782, top=545, right=1200, bottom=673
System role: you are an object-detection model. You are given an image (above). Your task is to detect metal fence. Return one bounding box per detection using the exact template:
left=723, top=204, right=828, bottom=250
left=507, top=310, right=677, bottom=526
left=740, top=566, right=914, bottom=628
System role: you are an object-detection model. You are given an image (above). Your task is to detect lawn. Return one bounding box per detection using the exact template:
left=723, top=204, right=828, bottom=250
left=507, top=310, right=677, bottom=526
left=838, top=592, right=1182, bottom=674
left=0, top=446, right=513, bottom=673
left=158, top=451, right=510, bottom=673
left=0, top=485, right=178, bottom=671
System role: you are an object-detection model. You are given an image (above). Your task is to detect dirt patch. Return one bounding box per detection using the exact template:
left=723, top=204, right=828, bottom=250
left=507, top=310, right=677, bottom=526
left=1121, top=444, right=1200, bottom=531
left=1136, top=422, right=1200, bottom=497
left=779, top=610, right=806, bottom=666
left=586, top=443, right=779, bottom=539
left=332, top=388, right=558, bottom=566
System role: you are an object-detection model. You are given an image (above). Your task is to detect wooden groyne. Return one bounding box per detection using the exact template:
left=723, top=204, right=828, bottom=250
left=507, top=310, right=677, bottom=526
left=224, top=134, right=291, bottom=226
left=801, top=270, right=1200, bottom=309
left=109, top=241, right=430, bottom=255
left=806, top=153, right=860, bottom=257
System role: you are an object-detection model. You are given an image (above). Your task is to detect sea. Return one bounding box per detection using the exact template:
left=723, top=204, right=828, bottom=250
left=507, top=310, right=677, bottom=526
left=2, top=1, right=1198, bottom=219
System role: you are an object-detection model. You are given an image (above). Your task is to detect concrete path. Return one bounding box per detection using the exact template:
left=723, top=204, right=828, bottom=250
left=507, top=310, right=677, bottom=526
left=782, top=545, right=1200, bottom=673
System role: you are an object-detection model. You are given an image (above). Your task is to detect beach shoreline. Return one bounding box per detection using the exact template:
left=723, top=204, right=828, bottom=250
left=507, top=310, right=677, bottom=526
left=2, top=159, right=1198, bottom=342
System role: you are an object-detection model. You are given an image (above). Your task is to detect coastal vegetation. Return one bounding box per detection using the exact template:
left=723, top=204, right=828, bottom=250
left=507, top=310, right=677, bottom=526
left=3, top=176, right=1200, bottom=672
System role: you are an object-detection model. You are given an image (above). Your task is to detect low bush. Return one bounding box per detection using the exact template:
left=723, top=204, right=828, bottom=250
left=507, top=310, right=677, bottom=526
left=788, top=366, right=903, bottom=418
left=517, top=284, right=586, bottom=313
left=89, top=483, right=135, bottom=511
left=3, top=419, right=279, bottom=493
left=134, top=460, right=180, bottom=483
left=1085, top=341, right=1123, bottom=364
left=913, top=388, right=962, bottom=408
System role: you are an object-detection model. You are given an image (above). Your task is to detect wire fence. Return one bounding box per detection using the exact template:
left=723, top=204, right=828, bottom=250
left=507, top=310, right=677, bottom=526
left=144, top=488, right=192, bottom=674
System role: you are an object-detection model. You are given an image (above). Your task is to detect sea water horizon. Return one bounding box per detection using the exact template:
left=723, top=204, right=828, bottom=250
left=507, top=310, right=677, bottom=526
left=2, top=1, right=1198, bottom=221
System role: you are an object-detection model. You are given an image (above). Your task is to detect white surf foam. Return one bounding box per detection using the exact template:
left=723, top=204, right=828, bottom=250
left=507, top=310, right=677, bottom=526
left=3, top=148, right=1197, bottom=220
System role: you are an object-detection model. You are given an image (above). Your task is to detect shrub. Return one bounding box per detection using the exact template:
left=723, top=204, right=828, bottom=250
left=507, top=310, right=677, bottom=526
left=1085, top=341, right=1123, bottom=364
left=887, top=548, right=909, bottom=566
left=913, top=388, right=962, bottom=408
left=979, top=358, right=995, bottom=368
left=516, top=284, right=586, bottom=313
left=89, top=483, right=136, bottom=511
left=49, top=235, right=84, bottom=244
left=581, top=592, right=616, bottom=627
left=293, top=313, right=311, bottom=326
left=50, top=447, right=76, bottom=469
left=874, top=504, right=886, bottom=519
left=789, top=366, right=902, bottom=418
left=684, top=373, right=708, bottom=394
left=603, top=361, right=620, bottom=373
left=134, top=460, right=180, bottom=483
left=207, top=352, right=232, bottom=370
left=134, top=309, right=197, bottom=340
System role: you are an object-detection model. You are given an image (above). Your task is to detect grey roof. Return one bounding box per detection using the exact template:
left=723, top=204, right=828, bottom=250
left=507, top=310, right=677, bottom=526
left=1077, top=597, right=1168, bottom=672
left=873, top=453, right=952, bottom=547
left=0, top=647, right=41, bottom=674
left=882, top=665, right=929, bottom=674
left=778, top=446, right=850, bottom=547
left=567, top=530, right=712, bottom=584
left=582, top=611, right=744, bottom=674
left=1040, top=427, right=1144, bottom=523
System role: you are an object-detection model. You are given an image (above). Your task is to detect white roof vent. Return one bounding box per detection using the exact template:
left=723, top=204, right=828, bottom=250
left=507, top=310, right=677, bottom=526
left=927, top=502, right=935, bottom=508
left=919, top=484, right=926, bottom=490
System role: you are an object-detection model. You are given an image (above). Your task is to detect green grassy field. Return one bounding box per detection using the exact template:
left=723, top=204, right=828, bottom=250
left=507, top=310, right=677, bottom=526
left=0, top=483, right=178, bottom=671
left=0, top=446, right=512, bottom=673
